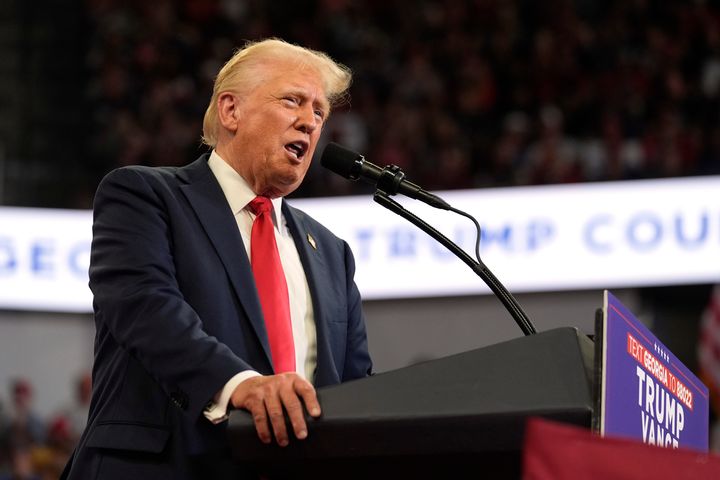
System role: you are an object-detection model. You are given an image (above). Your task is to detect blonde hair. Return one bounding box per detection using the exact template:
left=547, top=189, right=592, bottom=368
left=202, top=38, right=352, bottom=147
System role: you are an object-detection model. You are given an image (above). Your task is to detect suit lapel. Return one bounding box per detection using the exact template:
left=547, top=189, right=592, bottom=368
left=282, top=201, right=340, bottom=386
left=177, top=156, right=272, bottom=366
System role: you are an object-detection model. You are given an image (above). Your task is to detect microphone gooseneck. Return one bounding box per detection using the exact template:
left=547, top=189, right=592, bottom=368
left=320, top=142, right=538, bottom=337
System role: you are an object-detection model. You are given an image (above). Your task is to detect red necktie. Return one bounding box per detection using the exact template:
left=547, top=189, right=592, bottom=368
left=249, top=196, right=295, bottom=373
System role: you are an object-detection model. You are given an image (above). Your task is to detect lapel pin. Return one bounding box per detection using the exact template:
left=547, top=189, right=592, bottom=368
left=307, top=233, right=317, bottom=250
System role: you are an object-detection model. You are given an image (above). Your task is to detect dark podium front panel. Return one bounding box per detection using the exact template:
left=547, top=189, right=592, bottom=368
left=228, top=327, right=595, bottom=478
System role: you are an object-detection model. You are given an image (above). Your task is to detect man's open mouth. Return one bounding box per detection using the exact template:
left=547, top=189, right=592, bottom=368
left=285, top=141, right=308, bottom=160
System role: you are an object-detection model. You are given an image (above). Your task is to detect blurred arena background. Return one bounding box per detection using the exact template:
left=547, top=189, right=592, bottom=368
left=0, top=0, right=719, bottom=477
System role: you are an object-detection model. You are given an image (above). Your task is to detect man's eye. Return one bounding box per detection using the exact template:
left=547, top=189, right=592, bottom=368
left=283, top=96, right=299, bottom=105
left=314, top=110, right=326, bottom=120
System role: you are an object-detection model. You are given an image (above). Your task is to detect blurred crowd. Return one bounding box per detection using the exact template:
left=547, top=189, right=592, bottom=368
left=81, top=0, right=720, bottom=202
left=0, top=375, right=90, bottom=480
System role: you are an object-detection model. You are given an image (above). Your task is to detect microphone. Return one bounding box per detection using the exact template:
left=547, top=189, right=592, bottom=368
left=320, top=142, right=451, bottom=210
left=320, top=143, right=537, bottom=336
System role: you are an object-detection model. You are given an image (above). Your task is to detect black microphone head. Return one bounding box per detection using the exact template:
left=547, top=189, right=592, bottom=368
left=320, top=142, right=363, bottom=180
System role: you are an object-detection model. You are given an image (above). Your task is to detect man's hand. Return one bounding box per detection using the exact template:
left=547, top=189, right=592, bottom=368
left=230, top=373, right=321, bottom=447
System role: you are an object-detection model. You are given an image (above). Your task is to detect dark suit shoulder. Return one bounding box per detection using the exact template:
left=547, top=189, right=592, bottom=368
left=99, top=154, right=211, bottom=187
left=283, top=201, right=343, bottom=243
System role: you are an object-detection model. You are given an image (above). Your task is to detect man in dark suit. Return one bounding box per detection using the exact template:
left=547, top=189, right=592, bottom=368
left=61, top=38, right=373, bottom=479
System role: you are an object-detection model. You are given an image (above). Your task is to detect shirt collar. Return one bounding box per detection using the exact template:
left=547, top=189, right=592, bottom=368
left=207, top=150, right=283, bottom=226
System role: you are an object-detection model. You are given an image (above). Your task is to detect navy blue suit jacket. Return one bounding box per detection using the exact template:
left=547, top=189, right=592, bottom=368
left=63, top=155, right=372, bottom=479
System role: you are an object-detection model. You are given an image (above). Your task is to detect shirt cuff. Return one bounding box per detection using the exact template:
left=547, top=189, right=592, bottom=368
left=203, top=370, right=261, bottom=424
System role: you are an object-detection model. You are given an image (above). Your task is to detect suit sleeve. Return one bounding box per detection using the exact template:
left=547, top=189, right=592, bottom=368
left=89, top=167, right=249, bottom=421
left=341, top=239, right=373, bottom=381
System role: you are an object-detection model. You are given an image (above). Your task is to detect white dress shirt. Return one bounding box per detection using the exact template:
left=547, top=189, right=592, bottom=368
left=203, top=150, right=317, bottom=423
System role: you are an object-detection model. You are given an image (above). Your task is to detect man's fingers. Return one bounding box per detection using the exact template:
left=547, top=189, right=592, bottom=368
left=294, top=378, right=321, bottom=418
left=247, top=399, right=271, bottom=444
left=279, top=384, right=308, bottom=440
left=231, top=374, right=320, bottom=446
left=264, top=391, right=290, bottom=447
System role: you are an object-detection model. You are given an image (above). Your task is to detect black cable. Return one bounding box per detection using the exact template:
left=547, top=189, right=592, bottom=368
left=373, top=190, right=538, bottom=336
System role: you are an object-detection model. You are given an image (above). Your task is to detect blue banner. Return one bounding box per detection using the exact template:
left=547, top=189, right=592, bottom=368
left=601, top=291, right=709, bottom=451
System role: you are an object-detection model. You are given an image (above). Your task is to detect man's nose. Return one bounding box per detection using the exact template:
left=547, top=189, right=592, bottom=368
left=295, top=104, right=320, bottom=133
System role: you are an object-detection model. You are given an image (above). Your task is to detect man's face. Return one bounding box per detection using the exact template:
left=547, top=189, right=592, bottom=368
left=222, top=61, right=330, bottom=198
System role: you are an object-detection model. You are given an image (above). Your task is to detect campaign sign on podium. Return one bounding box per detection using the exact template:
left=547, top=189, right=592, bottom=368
left=599, top=290, right=709, bottom=451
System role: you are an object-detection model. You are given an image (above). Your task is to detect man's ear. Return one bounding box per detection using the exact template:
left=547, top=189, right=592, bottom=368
left=217, top=92, right=240, bottom=133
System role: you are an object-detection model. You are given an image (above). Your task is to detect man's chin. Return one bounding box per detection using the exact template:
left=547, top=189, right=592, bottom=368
left=264, top=178, right=303, bottom=198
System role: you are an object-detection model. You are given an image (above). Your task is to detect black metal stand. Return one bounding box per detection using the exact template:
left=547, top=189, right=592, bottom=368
left=373, top=189, right=537, bottom=336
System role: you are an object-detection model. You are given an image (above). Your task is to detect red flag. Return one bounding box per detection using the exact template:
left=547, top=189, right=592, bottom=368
left=522, top=417, right=720, bottom=480
left=698, top=285, right=720, bottom=416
